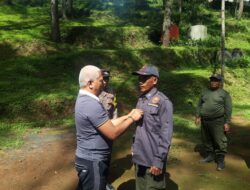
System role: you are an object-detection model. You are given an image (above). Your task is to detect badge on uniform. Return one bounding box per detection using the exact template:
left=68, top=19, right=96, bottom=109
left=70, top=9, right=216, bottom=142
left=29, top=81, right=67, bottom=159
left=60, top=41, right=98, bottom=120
left=152, top=96, right=160, bottom=104
left=148, top=96, right=160, bottom=107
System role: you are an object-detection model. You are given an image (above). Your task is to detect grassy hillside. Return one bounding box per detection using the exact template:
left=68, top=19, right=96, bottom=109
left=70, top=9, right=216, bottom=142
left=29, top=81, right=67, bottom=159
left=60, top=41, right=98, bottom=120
left=0, top=0, right=250, bottom=149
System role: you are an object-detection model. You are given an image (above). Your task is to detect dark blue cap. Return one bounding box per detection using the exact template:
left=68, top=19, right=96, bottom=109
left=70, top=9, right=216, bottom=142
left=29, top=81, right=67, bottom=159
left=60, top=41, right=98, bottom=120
left=209, top=74, right=222, bottom=81
left=132, top=64, right=159, bottom=78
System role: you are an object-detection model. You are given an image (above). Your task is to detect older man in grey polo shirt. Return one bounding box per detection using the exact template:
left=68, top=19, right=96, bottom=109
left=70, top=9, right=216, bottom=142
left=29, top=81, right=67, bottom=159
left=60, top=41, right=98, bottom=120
left=75, top=65, right=143, bottom=190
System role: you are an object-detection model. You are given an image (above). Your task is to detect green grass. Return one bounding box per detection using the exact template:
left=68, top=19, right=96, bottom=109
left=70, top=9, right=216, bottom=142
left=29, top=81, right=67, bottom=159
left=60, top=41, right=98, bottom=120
left=173, top=115, right=200, bottom=140
left=0, top=51, right=249, bottom=149
left=0, top=5, right=50, bottom=42
left=0, top=122, right=28, bottom=149
left=0, top=0, right=250, bottom=149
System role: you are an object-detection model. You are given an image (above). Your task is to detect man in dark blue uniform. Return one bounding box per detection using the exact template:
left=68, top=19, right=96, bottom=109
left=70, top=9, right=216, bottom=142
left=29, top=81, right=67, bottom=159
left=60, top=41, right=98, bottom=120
left=132, top=64, right=173, bottom=190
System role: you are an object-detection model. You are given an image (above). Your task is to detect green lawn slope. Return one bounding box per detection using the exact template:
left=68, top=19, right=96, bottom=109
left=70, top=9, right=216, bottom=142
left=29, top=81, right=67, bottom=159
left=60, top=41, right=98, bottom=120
left=0, top=0, right=250, bottom=149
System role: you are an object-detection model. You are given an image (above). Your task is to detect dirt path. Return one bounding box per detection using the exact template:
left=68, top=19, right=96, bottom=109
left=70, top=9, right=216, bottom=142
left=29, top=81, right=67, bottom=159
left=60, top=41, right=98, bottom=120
left=0, top=128, right=78, bottom=190
left=0, top=117, right=249, bottom=190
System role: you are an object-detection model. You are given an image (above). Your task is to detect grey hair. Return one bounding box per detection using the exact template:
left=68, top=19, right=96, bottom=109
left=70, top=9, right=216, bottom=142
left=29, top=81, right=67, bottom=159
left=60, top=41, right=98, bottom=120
left=79, top=65, right=101, bottom=88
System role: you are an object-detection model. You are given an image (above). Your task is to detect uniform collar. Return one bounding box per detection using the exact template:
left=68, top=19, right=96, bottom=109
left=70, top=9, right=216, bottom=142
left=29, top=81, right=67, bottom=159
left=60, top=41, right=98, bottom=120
left=79, top=89, right=100, bottom=102
left=141, top=87, right=158, bottom=100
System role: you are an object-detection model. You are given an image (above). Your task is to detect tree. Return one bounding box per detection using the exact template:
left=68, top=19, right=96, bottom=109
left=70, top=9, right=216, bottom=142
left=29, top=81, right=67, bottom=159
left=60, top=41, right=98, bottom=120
left=62, top=0, right=68, bottom=19
left=221, top=0, right=225, bottom=87
left=4, top=0, right=13, bottom=5
left=237, top=0, right=244, bottom=19
left=67, top=0, right=73, bottom=17
left=51, top=0, right=61, bottom=42
left=62, top=0, right=74, bottom=19
left=178, top=0, right=182, bottom=14
left=162, top=0, right=173, bottom=47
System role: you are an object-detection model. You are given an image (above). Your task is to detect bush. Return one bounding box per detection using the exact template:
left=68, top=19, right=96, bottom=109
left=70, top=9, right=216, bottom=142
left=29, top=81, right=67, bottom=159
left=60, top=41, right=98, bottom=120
left=227, top=57, right=250, bottom=68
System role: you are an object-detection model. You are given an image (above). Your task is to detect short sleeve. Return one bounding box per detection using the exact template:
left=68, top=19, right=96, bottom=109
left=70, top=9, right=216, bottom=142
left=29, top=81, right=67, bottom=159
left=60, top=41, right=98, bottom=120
left=86, top=101, right=109, bottom=128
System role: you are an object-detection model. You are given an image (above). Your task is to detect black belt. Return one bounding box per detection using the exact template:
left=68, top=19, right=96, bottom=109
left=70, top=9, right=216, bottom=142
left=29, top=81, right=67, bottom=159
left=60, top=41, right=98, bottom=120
left=202, top=115, right=224, bottom=121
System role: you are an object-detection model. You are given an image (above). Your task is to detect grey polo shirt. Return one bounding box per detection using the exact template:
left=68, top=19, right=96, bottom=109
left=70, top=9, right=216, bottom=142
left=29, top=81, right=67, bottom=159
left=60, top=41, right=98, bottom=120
left=132, top=87, right=173, bottom=169
left=75, top=90, right=110, bottom=162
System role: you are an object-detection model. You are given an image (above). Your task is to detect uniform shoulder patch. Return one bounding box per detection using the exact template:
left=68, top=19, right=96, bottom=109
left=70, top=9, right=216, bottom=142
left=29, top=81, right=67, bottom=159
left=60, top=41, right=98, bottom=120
left=151, top=96, right=160, bottom=104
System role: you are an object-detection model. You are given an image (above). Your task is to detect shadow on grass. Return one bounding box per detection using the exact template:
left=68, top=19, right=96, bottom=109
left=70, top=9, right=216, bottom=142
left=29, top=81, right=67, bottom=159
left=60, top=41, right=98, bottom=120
left=1, top=20, right=48, bottom=31
left=117, top=179, right=135, bottom=190
left=0, top=48, right=143, bottom=123
left=229, top=122, right=250, bottom=169
left=0, top=42, right=17, bottom=60
left=109, top=154, right=133, bottom=183
left=165, top=172, right=179, bottom=190
left=193, top=143, right=207, bottom=159
left=193, top=120, right=250, bottom=169
left=117, top=172, right=178, bottom=190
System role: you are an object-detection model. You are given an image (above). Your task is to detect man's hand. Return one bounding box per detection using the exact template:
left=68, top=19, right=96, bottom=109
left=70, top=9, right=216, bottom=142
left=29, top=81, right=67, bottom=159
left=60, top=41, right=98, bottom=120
left=149, top=166, right=162, bottom=176
left=195, top=117, right=201, bottom=126
left=128, top=109, right=143, bottom=122
left=224, top=123, right=230, bottom=133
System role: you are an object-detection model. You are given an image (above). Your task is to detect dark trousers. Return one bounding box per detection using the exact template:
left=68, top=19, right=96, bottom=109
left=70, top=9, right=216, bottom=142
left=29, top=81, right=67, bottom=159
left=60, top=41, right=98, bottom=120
left=135, top=165, right=166, bottom=190
left=75, top=157, right=109, bottom=190
left=201, top=117, right=227, bottom=156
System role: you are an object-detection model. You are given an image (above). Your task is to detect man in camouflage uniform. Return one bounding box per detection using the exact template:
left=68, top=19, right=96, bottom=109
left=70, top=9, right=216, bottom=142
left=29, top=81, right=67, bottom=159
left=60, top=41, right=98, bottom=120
left=195, top=74, right=232, bottom=171
left=99, top=69, right=118, bottom=119
left=99, top=69, right=117, bottom=190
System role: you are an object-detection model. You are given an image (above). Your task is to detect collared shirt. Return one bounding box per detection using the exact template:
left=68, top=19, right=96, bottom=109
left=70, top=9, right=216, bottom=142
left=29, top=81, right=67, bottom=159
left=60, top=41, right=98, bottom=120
left=132, top=87, right=173, bottom=169
left=75, top=90, right=110, bottom=162
left=79, top=89, right=100, bottom=101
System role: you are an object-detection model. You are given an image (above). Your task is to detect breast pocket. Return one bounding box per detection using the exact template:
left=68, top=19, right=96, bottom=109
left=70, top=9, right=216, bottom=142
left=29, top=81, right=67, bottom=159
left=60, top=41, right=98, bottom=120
left=149, top=106, right=159, bottom=115
left=148, top=106, right=160, bottom=133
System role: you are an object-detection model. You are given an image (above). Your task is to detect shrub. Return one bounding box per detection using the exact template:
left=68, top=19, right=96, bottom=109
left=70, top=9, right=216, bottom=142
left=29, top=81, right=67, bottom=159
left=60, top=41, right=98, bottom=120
left=227, top=57, right=250, bottom=68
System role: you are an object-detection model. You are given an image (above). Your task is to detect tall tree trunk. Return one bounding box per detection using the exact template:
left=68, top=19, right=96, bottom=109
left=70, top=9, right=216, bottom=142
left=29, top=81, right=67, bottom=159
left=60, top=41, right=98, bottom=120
left=62, top=0, right=73, bottom=19
left=178, top=0, right=182, bottom=14
left=162, top=0, right=172, bottom=47
left=177, top=0, right=182, bottom=24
left=67, top=0, right=73, bottom=18
left=5, top=0, right=13, bottom=5
left=238, top=0, right=244, bottom=19
left=62, top=0, right=68, bottom=19
left=221, top=0, right=225, bottom=87
left=51, top=0, right=61, bottom=42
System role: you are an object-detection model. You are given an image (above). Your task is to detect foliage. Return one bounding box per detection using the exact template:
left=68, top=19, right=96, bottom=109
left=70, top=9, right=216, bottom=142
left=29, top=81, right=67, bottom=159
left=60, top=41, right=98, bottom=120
left=227, top=56, right=250, bottom=68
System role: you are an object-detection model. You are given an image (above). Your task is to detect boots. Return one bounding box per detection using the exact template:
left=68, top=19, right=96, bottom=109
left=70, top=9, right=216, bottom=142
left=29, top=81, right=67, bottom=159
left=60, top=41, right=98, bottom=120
left=216, top=154, right=225, bottom=171
left=200, top=152, right=214, bottom=163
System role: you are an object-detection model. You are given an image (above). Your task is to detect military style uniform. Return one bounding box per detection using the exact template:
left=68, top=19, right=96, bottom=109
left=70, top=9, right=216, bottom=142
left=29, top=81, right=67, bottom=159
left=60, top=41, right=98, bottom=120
left=99, top=87, right=118, bottom=190
left=132, top=87, right=173, bottom=190
left=99, top=87, right=118, bottom=119
left=196, top=88, right=232, bottom=157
